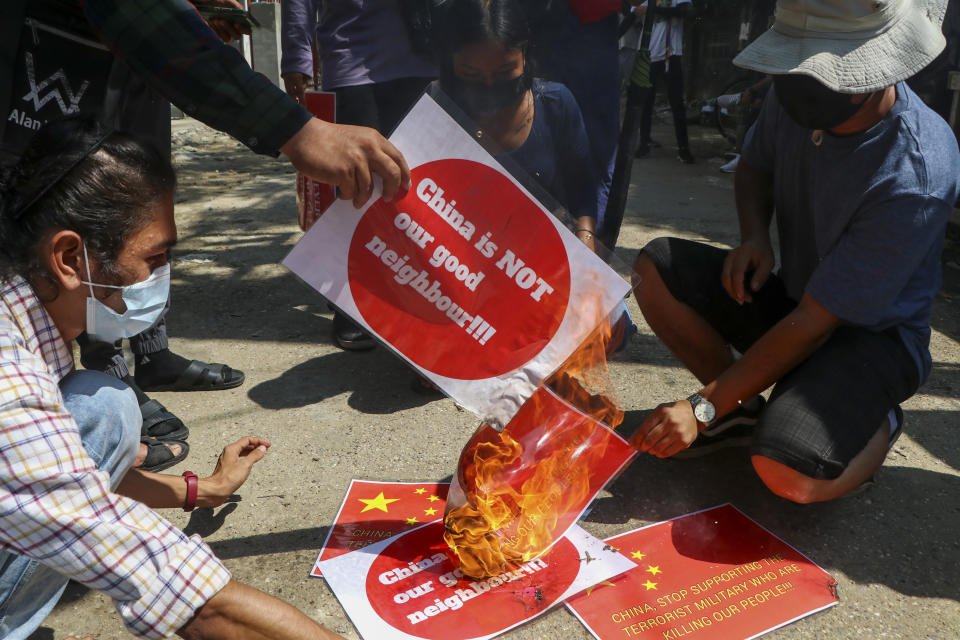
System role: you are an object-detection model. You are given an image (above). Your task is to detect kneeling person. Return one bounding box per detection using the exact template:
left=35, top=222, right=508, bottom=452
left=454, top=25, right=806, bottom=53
left=630, top=0, right=959, bottom=502
left=0, top=117, right=344, bottom=639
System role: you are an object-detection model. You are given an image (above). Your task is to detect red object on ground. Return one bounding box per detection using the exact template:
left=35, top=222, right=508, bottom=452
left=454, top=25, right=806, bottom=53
left=566, top=504, right=839, bottom=640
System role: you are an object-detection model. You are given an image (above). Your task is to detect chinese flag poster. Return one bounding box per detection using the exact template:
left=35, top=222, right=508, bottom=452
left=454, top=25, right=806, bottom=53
left=311, top=480, right=450, bottom=577
left=566, top=504, right=838, bottom=640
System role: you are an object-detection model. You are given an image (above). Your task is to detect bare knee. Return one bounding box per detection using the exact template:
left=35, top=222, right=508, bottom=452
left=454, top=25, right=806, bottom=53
left=632, top=251, right=668, bottom=310
left=751, top=455, right=828, bottom=504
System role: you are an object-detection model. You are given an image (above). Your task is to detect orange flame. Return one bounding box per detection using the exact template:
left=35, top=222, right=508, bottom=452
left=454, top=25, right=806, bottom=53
left=444, top=320, right=626, bottom=578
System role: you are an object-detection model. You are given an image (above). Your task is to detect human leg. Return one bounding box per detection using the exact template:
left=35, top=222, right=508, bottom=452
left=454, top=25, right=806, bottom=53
left=750, top=327, right=919, bottom=503
left=638, top=60, right=666, bottom=151
left=0, top=370, right=140, bottom=640
left=132, top=295, right=245, bottom=392
left=328, top=83, right=381, bottom=351
left=635, top=237, right=793, bottom=383
left=665, top=56, right=692, bottom=162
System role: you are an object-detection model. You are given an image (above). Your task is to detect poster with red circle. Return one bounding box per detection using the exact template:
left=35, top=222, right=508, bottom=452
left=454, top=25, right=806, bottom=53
left=318, top=520, right=635, bottom=640
left=565, top=505, right=838, bottom=640
left=283, top=95, right=631, bottom=425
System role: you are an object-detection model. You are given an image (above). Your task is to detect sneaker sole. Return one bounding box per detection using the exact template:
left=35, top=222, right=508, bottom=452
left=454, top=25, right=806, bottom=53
left=672, top=435, right=753, bottom=459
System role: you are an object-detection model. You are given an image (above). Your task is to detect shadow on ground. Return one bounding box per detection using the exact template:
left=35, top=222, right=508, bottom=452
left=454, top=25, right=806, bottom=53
left=247, top=349, right=439, bottom=414
left=595, top=407, right=960, bottom=604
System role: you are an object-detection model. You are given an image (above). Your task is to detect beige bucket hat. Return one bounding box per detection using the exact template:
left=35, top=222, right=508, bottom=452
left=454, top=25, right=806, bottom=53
left=733, top=0, right=948, bottom=93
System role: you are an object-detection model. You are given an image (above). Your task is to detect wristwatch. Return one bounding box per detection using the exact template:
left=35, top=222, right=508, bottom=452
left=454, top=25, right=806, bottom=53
left=686, top=392, right=716, bottom=426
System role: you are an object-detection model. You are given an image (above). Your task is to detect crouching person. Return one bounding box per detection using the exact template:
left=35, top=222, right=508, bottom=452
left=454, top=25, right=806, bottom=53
left=629, top=0, right=959, bottom=503
left=0, top=117, right=344, bottom=639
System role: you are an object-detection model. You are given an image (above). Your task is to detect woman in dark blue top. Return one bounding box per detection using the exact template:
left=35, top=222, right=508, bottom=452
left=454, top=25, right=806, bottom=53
left=430, top=0, right=600, bottom=253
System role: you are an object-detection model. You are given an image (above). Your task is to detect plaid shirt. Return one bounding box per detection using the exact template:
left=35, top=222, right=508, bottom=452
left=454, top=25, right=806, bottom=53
left=0, top=277, right=230, bottom=639
left=74, top=0, right=313, bottom=156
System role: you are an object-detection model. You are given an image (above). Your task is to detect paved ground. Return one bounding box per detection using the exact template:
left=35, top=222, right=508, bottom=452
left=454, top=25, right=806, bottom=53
left=30, top=114, right=960, bottom=639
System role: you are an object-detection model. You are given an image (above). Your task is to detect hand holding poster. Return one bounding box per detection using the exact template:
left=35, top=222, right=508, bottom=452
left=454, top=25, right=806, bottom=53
left=283, top=95, right=630, bottom=426
left=565, top=505, right=838, bottom=640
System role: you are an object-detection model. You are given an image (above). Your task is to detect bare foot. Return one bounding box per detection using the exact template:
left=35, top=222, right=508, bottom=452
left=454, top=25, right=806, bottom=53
left=133, top=441, right=183, bottom=468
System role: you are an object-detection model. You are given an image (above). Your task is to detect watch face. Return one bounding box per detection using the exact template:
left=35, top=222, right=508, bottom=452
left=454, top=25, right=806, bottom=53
left=694, top=400, right=715, bottom=424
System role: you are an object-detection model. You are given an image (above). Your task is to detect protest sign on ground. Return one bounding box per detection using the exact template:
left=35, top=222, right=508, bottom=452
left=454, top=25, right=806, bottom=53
left=565, top=504, right=838, bottom=640
left=310, top=480, right=449, bottom=578
left=320, top=520, right=635, bottom=640
left=283, top=94, right=630, bottom=426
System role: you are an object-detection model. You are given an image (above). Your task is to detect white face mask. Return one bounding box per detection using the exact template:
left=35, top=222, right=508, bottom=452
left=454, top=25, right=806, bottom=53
left=81, top=244, right=170, bottom=343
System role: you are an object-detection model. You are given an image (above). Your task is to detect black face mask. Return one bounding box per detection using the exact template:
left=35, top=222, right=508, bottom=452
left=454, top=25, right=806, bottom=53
left=773, top=75, right=863, bottom=131
left=442, top=72, right=531, bottom=118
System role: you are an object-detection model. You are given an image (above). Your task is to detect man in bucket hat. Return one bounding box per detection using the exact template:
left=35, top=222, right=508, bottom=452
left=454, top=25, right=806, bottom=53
left=629, top=0, right=959, bottom=502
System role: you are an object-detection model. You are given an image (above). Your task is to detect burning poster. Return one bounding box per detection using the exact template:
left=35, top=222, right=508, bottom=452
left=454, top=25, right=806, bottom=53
left=318, top=520, right=636, bottom=640
left=565, top=505, right=838, bottom=640
left=283, top=94, right=631, bottom=426
left=443, top=384, right=636, bottom=579
left=310, top=480, right=450, bottom=578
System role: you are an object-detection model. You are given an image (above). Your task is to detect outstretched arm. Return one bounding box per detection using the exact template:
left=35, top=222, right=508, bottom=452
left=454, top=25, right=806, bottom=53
left=118, top=437, right=271, bottom=509
left=83, top=0, right=408, bottom=205
left=179, top=580, right=346, bottom=640
left=632, top=293, right=840, bottom=457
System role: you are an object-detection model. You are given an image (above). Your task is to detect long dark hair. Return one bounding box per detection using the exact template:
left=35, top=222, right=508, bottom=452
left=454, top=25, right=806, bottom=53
left=434, top=0, right=532, bottom=58
left=0, top=116, right=176, bottom=289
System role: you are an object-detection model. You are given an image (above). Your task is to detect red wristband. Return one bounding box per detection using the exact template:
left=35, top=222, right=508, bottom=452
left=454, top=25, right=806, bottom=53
left=182, top=471, right=199, bottom=512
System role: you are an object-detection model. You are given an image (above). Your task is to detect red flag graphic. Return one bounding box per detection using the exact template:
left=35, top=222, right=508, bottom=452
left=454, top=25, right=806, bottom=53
left=311, top=480, right=450, bottom=577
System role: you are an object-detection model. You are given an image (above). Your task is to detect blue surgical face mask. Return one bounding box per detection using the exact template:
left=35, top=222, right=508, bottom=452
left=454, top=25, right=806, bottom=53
left=81, top=244, right=170, bottom=343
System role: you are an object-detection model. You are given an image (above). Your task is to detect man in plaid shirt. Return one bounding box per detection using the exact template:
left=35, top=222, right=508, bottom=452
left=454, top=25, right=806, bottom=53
left=0, top=77, right=345, bottom=640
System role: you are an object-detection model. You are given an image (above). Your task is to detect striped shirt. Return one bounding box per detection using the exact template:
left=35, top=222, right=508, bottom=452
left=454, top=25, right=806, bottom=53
left=0, top=277, right=230, bottom=638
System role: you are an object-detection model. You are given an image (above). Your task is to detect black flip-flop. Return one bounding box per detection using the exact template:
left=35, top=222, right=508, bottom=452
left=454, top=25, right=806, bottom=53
left=137, top=437, right=189, bottom=473
left=140, top=399, right=190, bottom=441
left=137, top=360, right=245, bottom=392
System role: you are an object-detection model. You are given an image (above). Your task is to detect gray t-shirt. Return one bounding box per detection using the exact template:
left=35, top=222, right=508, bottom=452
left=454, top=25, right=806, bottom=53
left=741, top=82, right=960, bottom=383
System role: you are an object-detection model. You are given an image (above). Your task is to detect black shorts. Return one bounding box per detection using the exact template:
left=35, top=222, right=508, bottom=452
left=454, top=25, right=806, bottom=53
left=644, top=237, right=921, bottom=480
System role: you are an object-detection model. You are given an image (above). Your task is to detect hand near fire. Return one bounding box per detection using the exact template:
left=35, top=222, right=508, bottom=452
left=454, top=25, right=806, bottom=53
left=630, top=399, right=699, bottom=458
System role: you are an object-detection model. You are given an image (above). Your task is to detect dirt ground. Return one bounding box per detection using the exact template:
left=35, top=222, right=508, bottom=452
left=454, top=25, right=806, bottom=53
left=29, top=112, right=960, bottom=640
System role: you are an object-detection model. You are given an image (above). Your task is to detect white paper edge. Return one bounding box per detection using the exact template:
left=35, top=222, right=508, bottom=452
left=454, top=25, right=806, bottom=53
left=563, top=503, right=841, bottom=639
left=282, top=94, right=630, bottom=427
left=319, top=522, right=635, bottom=640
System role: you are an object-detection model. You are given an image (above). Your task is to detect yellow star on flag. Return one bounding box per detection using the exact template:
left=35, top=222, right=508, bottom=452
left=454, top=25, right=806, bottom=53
left=424, top=507, right=438, bottom=516
left=428, top=495, right=440, bottom=502
left=358, top=492, right=399, bottom=513
left=414, top=488, right=426, bottom=494
left=631, top=550, right=646, bottom=561
left=585, top=581, right=616, bottom=596
left=642, top=580, right=658, bottom=590
left=406, top=516, right=419, bottom=525
left=646, top=565, right=662, bottom=576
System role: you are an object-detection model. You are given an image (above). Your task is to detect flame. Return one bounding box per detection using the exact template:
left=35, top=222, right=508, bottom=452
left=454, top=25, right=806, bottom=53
left=444, top=318, right=626, bottom=578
